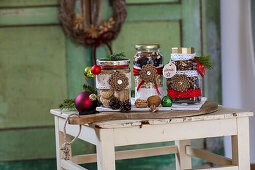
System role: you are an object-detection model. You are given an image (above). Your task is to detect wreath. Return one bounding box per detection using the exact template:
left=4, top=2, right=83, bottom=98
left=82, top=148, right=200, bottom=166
left=58, top=0, right=127, bottom=64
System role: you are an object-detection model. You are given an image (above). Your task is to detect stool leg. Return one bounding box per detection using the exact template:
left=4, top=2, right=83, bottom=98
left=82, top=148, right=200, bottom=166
left=55, top=116, right=64, bottom=170
left=96, top=129, right=115, bottom=170
left=232, top=117, right=250, bottom=170
left=175, top=140, right=192, bottom=170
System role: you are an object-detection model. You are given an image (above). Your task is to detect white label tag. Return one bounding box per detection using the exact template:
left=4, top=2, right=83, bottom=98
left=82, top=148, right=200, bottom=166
left=163, top=62, right=176, bottom=78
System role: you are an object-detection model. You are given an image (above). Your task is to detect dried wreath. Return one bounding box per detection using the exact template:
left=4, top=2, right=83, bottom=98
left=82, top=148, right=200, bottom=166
left=58, top=0, right=127, bottom=64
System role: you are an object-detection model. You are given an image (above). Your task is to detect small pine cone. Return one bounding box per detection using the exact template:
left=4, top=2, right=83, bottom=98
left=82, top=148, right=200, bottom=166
left=109, top=97, right=121, bottom=110
left=120, top=100, right=131, bottom=113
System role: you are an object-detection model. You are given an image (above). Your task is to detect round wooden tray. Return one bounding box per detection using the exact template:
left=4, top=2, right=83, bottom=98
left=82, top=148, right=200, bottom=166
left=68, top=101, right=218, bottom=125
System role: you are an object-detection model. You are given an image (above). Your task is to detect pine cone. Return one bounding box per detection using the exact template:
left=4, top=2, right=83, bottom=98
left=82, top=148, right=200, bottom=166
left=120, top=100, right=131, bottom=113
left=109, top=97, right=121, bottom=110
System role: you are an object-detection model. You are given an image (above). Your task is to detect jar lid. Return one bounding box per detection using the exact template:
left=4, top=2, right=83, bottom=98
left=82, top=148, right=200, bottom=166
left=135, top=44, right=160, bottom=50
left=96, top=59, right=130, bottom=66
left=172, top=47, right=195, bottom=54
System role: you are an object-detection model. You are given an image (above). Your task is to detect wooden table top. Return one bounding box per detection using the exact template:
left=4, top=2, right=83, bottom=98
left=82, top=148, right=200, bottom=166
left=51, top=106, right=253, bottom=129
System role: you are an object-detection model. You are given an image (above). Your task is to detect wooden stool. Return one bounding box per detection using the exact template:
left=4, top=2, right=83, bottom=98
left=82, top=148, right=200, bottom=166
left=51, top=106, right=253, bottom=170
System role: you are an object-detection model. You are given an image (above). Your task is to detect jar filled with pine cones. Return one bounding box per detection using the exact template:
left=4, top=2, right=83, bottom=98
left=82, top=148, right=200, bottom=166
left=166, top=47, right=202, bottom=103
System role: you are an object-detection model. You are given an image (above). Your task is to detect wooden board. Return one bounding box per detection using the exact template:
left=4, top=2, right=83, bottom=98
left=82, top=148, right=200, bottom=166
left=68, top=101, right=218, bottom=125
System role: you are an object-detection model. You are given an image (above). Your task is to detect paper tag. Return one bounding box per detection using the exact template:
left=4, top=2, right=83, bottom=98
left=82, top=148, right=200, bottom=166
left=163, top=62, right=176, bottom=78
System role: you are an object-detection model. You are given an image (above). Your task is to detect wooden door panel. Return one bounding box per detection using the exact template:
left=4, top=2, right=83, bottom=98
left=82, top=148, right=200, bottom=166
left=0, top=0, right=59, bottom=7
left=126, top=4, right=181, bottom=21
left=0, top=7, right=59, bottom=26
left=0, top=26, right=67, bottom=128
left=0, top=128, right=93, bottom=161
left=126, top=0, right=179, bottom=4
left=112, top=21, right=181, bottom=63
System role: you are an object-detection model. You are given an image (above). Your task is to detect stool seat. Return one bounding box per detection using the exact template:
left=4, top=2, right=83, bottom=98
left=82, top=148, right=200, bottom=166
left=51, top=106, right=253, bottom=170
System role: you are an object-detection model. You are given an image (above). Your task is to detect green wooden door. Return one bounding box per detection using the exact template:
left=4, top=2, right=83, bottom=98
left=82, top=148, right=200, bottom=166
left=0, top=0, right=93, bottom=168
left=0, top=0, right=221, bottom=169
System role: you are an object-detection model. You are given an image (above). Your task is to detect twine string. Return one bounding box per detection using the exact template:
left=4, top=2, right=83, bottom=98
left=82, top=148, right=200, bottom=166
left=60, top=113, right=82, bottom=160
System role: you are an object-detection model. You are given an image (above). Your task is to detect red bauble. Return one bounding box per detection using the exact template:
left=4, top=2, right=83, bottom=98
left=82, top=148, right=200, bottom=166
left=75, top=92, right=97, bottom=113
left=91, top=65, right=101, bottom=75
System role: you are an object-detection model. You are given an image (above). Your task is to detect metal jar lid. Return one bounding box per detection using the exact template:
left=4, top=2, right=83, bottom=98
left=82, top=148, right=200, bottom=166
left=135, top=44, right=160, bottom=51
left=96, top=59, right=130, bottom=66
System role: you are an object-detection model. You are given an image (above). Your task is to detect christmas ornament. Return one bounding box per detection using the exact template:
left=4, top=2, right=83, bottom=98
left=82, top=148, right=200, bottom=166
left=75, top=92, right=97, bottom=114
left=161, top=96, right=172, bottom=107
left=84, top=66, right=95, bottom=78
left=89, top=94, right=98, bottom=101
left=91, top=65, right=101, bottom=75
left=120, top=100, right=131, bottom=112
left=109, top=97, right=121, bottom=110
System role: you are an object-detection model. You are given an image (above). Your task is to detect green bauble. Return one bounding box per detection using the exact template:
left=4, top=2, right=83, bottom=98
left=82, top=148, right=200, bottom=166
left=161, top=96, right=172, bottom=107
left=84, top=66, right=94, bottom=78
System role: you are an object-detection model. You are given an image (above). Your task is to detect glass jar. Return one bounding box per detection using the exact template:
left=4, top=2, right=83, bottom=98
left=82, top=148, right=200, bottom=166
left=166, top=47, right=202, bottom=103
left=96, top=59, right=131, bottom=107
left=133, top=44, right=164, bottom=100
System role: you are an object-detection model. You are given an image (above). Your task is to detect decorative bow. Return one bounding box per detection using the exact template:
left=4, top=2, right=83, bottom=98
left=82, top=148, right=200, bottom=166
left=84, top=31, right=116, bottom=64
left=190, top=59, right=205, bottom=77
left=133, top=66, right=163, bottom=95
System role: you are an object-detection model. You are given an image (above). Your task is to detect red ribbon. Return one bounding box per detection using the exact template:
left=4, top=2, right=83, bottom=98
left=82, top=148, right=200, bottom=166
left=190, top=59, right=205, bottom=77
left=133, top=66, right=163, bottom=95
left=84, top=31, right=116, bottom=65
left=101, top=65, right=129, bottom=69
left=167, top=89, right=202, bottom=98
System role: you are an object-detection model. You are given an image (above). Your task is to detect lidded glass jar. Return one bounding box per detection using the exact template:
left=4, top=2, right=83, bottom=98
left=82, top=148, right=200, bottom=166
left=96, top=59, right=131, bottom=107
left=166, top=47, right=202, bottom=103
left=133, top=44, right=164, bottom=100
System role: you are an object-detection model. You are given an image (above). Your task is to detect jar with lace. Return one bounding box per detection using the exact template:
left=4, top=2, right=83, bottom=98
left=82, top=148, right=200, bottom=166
left=133, top=44, right=164, bottom=100
left=96, top=59, right=131, bottom=107
left=166, top=47, right=202, bottom=103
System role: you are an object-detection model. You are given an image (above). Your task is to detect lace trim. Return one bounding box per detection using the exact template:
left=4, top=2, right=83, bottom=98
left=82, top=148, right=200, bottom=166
left=96, top=72, right=131, bottom=89
left=176, top=70, right=199, bottom=77
left=167, top=89, right=202, bottom=98
left=171, top=53, right=196, bottom=61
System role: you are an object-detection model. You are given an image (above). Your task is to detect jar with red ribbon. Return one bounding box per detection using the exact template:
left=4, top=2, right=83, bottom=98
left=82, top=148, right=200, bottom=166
left=133, top=44, right=164, bottom=100
left=165, top=47, right=202, bottom=103
left=96, top=59, right=131, bottom=107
